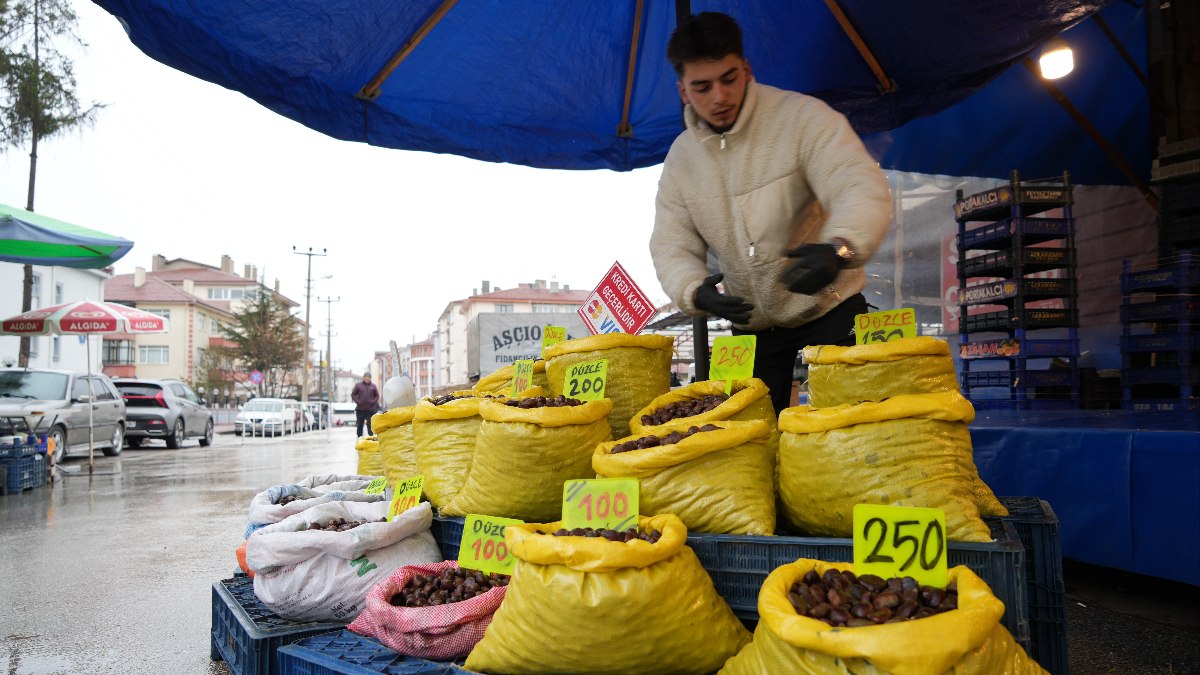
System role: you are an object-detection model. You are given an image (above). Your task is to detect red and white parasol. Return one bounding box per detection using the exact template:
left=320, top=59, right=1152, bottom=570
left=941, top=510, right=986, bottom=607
left=1, top=299, right=169, bottom=335
left=1, top=300, right=170, bottom=472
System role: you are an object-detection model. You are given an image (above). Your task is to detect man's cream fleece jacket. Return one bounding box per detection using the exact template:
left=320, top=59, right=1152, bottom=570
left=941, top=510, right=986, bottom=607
left=651, top=81, right=892, bottom=331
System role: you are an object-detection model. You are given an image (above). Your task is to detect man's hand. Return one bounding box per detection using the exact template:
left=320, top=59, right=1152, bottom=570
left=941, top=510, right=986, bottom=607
left=781, top=243, right=842, bottom=294
left=694, top=273, right=755, bottom=324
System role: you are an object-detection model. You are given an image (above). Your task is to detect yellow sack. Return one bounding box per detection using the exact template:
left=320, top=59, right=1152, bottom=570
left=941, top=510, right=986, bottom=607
left=354, top=436, right=384, bottom=476
left=720, top=560, right=1046, bottom=675
left=629, top=377, right=776, bottom=434
left=465, top=514, right=750, bottom=675
left=473, top=360, right=550, bottom=396
left=593, top=420, right=776, bottom=535
left=545, top=333, right=675, bottom=440
left=441, top=396, right=614, bottom=521
left=777, top=392, right=999, bottom=542
left=412, top=395, right=482, bottom=509
left=803, top=337, right=960, bottom=408
left=372, top=406, right=418, bottom=488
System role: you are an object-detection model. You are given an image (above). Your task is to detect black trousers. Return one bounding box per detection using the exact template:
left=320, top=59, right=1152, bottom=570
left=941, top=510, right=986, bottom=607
left=355, top=409, right=374, bottom=437
left=732, top=293, right=867, bottom=413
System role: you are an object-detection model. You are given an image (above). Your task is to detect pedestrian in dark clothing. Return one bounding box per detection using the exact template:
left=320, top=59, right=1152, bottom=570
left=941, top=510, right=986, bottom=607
left=351, top=373, right=380, bottom=437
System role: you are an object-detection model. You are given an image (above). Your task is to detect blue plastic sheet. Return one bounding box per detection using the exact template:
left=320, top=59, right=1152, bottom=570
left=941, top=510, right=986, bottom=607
left=971, top=412, right=1200, bottom=586
left=90, top=0, right=1149, bottom=185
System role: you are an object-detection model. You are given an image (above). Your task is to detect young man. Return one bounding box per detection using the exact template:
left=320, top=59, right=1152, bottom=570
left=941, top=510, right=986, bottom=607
left=651, top=12, right=892, bottom=413
left=350, top=372, right=379, bottom=437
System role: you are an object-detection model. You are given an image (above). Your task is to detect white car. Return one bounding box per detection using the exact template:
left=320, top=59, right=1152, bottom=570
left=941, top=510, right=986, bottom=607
left=331, top=402, right=357, bottom=428
left=234, top=398, right=299, bottom=437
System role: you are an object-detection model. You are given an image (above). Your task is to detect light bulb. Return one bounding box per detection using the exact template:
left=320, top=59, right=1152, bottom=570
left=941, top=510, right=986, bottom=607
left=1039, top=37, right=1074, bottom=79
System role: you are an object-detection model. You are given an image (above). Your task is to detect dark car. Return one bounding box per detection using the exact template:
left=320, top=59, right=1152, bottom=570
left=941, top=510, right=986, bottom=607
left=0, top=368, right=127, bottom=464
left=114, top=379, right=214, bottom=449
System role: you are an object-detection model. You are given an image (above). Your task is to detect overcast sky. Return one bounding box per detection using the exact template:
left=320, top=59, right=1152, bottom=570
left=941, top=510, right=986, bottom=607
left=0, top=0, right=668, bottom=373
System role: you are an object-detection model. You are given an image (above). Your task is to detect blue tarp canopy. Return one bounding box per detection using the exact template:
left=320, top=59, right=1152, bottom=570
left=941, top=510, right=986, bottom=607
left=94, top=0, right=1149, bottom=185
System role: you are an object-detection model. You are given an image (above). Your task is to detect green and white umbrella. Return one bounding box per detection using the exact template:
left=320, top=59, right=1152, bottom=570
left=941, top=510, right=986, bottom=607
left=0, top=203, right=133, bottom=269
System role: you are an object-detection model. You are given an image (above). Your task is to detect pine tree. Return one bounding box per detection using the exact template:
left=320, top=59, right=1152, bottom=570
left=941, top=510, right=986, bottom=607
left=0, top=0, right=104, bottom=365
left=219, top=291, right=307, bottom=399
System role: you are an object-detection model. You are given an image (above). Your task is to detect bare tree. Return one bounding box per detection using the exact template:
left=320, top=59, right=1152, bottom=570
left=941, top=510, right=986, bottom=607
left=0, top=0, right=104, bottom=365
left=220, top=292, right=307, bottom=399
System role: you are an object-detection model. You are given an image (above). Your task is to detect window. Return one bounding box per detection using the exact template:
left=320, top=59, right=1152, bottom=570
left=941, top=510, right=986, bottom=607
left=31, top=273, right=41, bottom=309
left=104, top=340, right=135, bottom=366
left=90, top=378, right=116, bottom=401
left=55, top=282, right=64, bottom=304
left=52, top=336, right=61, bottom=362
left=208, top=286, right=259, bottom=300
left=139, top=345, right=170, bottom=364
left=495, top=304, right=513, bottom=313
left=145, top=308, right=171, bottom=320
left=0, top=371, right=68, bottom=400
left=28, top=336, right=39, bottom=359
left=198, top=315, right=207, bottom=332
left=532, top=303, right=570, bottom=313
left=72, top=377, right=90, bottom=400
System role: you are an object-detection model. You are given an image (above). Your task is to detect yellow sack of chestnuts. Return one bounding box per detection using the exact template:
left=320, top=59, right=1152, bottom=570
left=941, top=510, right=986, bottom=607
left=441, top=391, right=613, bottom=522
left=629, top=377, right=776, bottom=434
left=802, top=337, right=960, bottom=408
left=465, top=514, right=750, bottom=675
left=473, top=360, right=550, bottom=396
left=371, top=406, right=418, bottom=489
left=354, top=436, right=384, bottom=476
left=412, top=394, right=482, bottom=509
left=778, top=391, right=999, bottom=542
left=545, top=333, right=675, bottom=440
left=593, top=419, right=775, bottom=535
left=720, top=559, right=1046, bottom=675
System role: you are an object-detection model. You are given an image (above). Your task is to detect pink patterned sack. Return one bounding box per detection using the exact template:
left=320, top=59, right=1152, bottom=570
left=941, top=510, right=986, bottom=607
left=348, top=559, right=506, bottom=660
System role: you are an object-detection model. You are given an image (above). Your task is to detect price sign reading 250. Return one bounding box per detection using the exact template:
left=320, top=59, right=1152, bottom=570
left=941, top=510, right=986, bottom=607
left=564, top=359, right=608, bottom=401
left=458, top=514, right=523, bottom=576
left=852, top=503, right=947, bottom=588
left=709, top=335, right=756, bottom=394
left=562, top=478, right=639, bottom=531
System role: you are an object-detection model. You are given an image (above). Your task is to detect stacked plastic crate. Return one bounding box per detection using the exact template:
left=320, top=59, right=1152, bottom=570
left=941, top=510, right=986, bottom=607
left=955, top=171, right=1081, bottom=409
left=1120, top=253, right=1199, bottom=412
left=0, top=436, right=48, bottom=495
left=1153, top=137, right=1199, bottom=249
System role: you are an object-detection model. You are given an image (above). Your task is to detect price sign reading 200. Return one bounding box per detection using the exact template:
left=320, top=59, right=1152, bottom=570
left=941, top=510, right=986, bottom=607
left=564, top=359, right=608, bottom=401
left=852, top=503, right=948, bottom=588
left=562, top=478, right=639, bottom=531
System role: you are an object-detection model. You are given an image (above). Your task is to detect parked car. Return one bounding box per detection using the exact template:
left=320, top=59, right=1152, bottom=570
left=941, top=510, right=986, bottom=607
left=234, top=398, right=299, bottom=437
left=331, top=402, right=356, bottom=428
left=304, top=401, right=330, bottom=430
left=0, top=367, right=126, bottom=463
left=113, top=378, right=214, bottom=449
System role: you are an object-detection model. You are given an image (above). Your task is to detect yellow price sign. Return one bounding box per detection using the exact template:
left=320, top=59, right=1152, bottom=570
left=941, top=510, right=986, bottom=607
left=458, top=514, right=522, bottom=575
left=542, top=325, right=566, bottom=358
left=362, top=477, right=387, bottom=495
left=854, top=308, right=917, bottom=345
left=562, top=478, right=639, bottom=531
left=386, top=474, right=425, bottom=521
left=511, top=359, right=535, bottom=396
left=563, top=359, right=607, bottom=401
left=709, top=335, right=756, bottom=394
left=853, top=503, right=947, bottom=588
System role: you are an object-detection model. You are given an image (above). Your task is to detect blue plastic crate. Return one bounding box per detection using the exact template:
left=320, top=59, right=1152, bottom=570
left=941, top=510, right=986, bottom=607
left=960, top=217, right=1073, bottom=250
left=1122, top=398, right=1199, bottom=412
left=964, top=369, right=1076, bottom=388
left=211, top=576, right=345, bottom=675
left=987, top=497, right=1067, bottom=675
left=1120, top=297, right=1200, bottom=324
left=962, top=308, right=1078, bottom=332
left=686, top=520, right=1029, bottom=653
left=0, top=442, right=38, bottom=459
left=430, top=515, right=465, bottom=561
left=960, top=247, right=1075, bottom=276
left=0, top=453, right=46, bottom=495
left=1121, top=255, right=1200, bottom=294
left=1120, top=332, right=1200, bottom=352
left=1122, top=366, right=1200, bottom=386
left=967, top=398, right=1077, bottom=411
left=277, top=630, right=472, bottom=675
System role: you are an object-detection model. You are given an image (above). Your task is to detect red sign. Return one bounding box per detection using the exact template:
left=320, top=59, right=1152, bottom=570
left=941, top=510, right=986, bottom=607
left=577, top=261, right=657, bottom=335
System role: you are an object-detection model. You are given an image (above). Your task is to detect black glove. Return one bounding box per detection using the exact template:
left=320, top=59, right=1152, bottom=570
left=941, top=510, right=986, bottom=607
left=781, top=243, right=842, bottom=294
left=694, top=273, right=755, bottom=324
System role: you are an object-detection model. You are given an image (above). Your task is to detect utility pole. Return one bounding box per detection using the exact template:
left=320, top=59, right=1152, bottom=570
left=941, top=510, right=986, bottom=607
left=292, top=246, right=326, bottom=402
left=319, top=295, right=340, bottom=404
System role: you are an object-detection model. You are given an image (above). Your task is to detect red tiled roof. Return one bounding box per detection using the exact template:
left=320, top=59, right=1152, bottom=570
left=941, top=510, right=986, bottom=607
left=457, top=287, right=590, bottom=312
left=104, top=275, right=233, bottom=315
left=149, top=268, right=255, bottom=284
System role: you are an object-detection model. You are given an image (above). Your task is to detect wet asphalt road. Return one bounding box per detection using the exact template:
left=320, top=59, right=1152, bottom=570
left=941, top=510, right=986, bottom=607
left=1, top=426, right=360, bottom=674
left=2, top=426, right=1197, bottom=674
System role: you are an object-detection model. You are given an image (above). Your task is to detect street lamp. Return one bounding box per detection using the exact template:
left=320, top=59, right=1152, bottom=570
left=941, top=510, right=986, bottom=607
left=292, top=246, right=327, bottom=403
left=1039, top=37, right=1074, bottom=80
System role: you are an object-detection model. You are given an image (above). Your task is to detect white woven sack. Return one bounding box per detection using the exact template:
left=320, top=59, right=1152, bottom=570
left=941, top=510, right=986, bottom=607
left=247, top=500, right=440, bottom=622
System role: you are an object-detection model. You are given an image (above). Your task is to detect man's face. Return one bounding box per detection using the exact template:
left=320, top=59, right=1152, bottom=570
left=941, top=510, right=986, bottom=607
left=678, top=54, right=752, bottom=133
left=363, top=376, right=371, bottom=384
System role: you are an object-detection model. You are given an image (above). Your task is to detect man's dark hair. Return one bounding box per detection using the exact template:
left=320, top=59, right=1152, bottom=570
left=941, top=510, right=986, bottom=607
left=667, top=12, right=744, bottom=78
